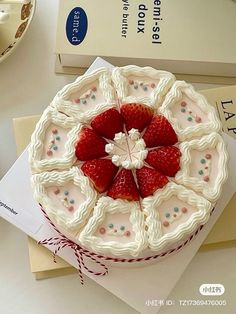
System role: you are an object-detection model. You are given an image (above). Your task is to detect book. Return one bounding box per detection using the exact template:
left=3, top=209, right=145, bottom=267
left=56, top=0, right=236, bottom=79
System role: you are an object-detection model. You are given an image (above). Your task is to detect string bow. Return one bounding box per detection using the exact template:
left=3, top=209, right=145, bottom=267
left=38, top=207, right=108, bottom=285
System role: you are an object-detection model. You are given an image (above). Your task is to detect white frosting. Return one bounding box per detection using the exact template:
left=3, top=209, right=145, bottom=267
left=189, top=149, right=213, bottom=183
left=31, top=167, right=98, bottom=230
left=142, top=182, right=212, bottom=251
left=79, top=197, right=148, bottom=257
left=29, top=66, right=228, bottom=258
left=53, top=67, right=116, bottom=124
left=28, top=106, right=82, bottom=173
left=105, top=129, right=148, bottom=169
left=112, top=65, right=175, bottom=108
left=159, top=81, right=221, bottom=141
left=114, top=132, right=126, bottom=143
left=175, top=132, right=228, bottom=202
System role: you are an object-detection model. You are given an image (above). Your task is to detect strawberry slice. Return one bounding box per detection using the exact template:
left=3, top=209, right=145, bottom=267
left=107, top=169, right=139, bottom=201
left=136, top=166, right=168, bottom=198
left=91, top=108, right=124, bottom=139
left=120, top=103, right=154, bottom=132
left=143, top=115, right=178, bottom=148
left=75, top=128, right=107, bottom=161
left=81, top=159, right=118, bottom=193
left=146, top=146, right=181, bottom=177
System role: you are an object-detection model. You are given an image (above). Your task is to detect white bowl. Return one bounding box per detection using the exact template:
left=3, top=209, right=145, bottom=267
left=0, top=0, right=36, bottom=63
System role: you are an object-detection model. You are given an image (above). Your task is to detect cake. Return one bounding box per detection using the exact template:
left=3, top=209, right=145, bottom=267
left=29, top=65, right=228, bottom=258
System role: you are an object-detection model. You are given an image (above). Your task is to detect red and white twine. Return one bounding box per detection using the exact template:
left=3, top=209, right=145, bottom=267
left=38, top=205, right=214, bottom=285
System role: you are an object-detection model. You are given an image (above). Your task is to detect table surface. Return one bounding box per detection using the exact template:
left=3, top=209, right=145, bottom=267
left=0, top=1, right=235, bottom=314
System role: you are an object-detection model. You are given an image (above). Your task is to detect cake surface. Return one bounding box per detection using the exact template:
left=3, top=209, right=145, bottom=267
left=29, top=66, right=228, bottom=258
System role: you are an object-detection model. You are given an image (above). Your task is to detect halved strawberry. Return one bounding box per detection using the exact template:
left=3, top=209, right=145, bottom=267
left=143, top=115, right=178, bottom=148
left=107, top=169, right=139, bottom=201
left=91, top=108, right=124, bottom=139
left=75, top=128, right=107, bottom=161
left=136, top=166, right=168, bottom=198
left=120, top=103, right=154, bottom=132
left=81, top=159, right=118, bottom=193
left=146, top=146, right=181, bottom=177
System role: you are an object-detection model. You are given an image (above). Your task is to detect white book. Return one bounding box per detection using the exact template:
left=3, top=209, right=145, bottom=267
left=56, top=0, right=236, bottom=77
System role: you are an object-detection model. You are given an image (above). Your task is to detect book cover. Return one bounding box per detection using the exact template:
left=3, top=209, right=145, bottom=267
left=56, top=0, right=236, bottom=77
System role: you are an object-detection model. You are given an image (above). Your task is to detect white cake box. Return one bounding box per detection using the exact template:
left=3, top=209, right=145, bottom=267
left=56, top=0, right=236, bottom=79
left=0, top=58, right=236, bottom=313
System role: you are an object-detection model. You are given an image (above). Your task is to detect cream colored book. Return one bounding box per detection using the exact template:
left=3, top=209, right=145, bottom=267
left=200, top=86, right=236, bottom=247
left=56, top=0, right=236, bottom=78
left=201, top=86, right=236, bottom=140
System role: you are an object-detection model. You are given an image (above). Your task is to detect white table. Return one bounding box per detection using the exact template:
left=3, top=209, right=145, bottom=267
left=0, top=1, right=235, bottom=313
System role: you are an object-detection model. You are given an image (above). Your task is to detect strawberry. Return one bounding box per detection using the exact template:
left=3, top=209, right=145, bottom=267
left=107, top=169, right=139, bottom=201
left=81, top=159, right=118, bottom=193
left=91, top=108, right=124, bottom=139
left=120, top=103, right=154, bottom=132
left=146, top=146, right=181, bottom=177
left=136, top=166, right=168, bottom=198
left=143, top=115, right=178, bottom=148
left=75, top=128, right=108, bottom=161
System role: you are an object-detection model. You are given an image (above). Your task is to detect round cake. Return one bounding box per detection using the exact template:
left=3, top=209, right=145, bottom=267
left=29, top=65, right=228, bottom=259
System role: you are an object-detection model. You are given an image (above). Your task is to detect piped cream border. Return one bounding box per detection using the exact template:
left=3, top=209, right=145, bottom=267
left=175, top=132, right=228, bottom=202
left=112, top=65, right=175, bottom=108
left=29, top=66, right=228, bottom=257
left=159, top=81, right=221, bottom=141
left=142, top=182, right=212, bottom=252
left=31, top=167, right=98, bottom=230
left=79, top=197, right=148, bottom=257
left=53, top=67, right=116, bottom=123
left=28, top=106, right=82, bottom=173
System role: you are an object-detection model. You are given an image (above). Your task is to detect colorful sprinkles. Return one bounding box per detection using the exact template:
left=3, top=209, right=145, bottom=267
left=163, top=206, right=188, bottom=227
left=180, top=101, right=202, bottom=124
left=74, top=86, right=97, bottom=104
left=98, top=223, right=131, bottom=237
left=53, top=188, right=75, bottom=212
left=198, top=153, right=212, bottom=182
left=124, top=231, right=131, bottom=237
left=46, top=129, right=61, bottom=156
left=128, top=79, right=156, bottom=92
left=181, top=207, right=188, bottom=213
left=99, top=227, right=106, bottom=235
